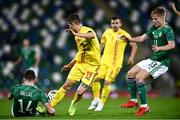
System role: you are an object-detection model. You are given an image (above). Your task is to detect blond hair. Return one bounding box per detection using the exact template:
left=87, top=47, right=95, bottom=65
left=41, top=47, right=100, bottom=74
left=151, top=7, right=166, bottom=19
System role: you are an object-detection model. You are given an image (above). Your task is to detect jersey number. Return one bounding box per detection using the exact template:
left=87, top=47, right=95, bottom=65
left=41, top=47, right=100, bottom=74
left=148, top=62, right=158, bottom=70
left=18, top=99, right=32, bottom=113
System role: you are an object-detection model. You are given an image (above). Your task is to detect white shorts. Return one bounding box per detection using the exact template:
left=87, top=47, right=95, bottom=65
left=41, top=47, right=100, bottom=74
left=137, top=59, right=168, bottom=79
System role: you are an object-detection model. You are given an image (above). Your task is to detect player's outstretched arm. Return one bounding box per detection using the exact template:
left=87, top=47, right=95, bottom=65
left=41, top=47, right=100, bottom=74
left=61, top=59, right=76, bottom=72
left=78, top=31, right=95, bottom=39
left=127, top=42, right=138, bottom=65
left=129, top=34, right=148, bottom=42
left=66, top=28, right=95, bottom=39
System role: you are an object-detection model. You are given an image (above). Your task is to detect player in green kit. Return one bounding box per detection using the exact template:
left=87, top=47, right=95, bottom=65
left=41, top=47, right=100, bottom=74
left=9, top=70, right=55, bottom=117
left=120, top=7, right=175, bottom=116
left=15, top=39, right=40, bottom=77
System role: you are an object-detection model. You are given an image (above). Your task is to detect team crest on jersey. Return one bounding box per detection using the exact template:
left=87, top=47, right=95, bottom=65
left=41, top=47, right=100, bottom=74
left=152, top=31, right=162, bottom=39
left=158, top=32, right=162, bottom=37
left=116, top=35, right=121, bottom=40
left=76, top=38, right=81, bottom=44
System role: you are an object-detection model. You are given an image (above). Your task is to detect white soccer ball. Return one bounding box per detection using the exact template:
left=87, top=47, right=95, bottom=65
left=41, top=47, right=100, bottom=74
left=48, top=90, right=57, bottom=101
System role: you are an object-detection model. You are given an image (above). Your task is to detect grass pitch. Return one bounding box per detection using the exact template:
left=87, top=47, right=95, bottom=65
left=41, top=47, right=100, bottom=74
left=0, top=97, right=180, bottom=119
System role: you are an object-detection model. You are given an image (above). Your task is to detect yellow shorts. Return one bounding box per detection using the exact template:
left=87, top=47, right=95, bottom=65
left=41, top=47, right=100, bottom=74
left=96, top=64, right=121, bottom=82
left=67, top=63, right=99, bottom=86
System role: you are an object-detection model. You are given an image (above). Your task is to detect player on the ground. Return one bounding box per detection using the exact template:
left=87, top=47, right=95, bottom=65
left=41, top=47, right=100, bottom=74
left=88, top=17, right=137, bottom=111
left=120, top=7, right=175, bottom=116
left=37, top=13, right=100, bottom=116
left=9, top=70, right=55, bottom=117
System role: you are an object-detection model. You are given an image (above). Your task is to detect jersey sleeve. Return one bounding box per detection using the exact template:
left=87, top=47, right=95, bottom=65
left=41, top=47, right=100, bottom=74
left=166, top=29, right=175, bottom=41
left=84, top=27, right=93, bottom=33
left=101, top=31, right=107, bottom=44
left=124, top=31, right=131, bottom=38
left=40, top=91, right=49, bottom=104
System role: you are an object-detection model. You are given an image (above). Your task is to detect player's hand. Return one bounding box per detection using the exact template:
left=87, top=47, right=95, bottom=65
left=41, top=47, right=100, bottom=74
left=65, top=28, right=78, bottom=36
left=127, top=57, right=134, bottom=65
left=61, top=64, right=71, bottom=72
left=152, top=45, right=160, bottom=52
left=120, top=35, right=130, bottom=41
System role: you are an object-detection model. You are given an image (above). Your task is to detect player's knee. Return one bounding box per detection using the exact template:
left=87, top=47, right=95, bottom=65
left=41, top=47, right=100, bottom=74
left=127, top=70, right=135, bottom=78
left=135, top=75, right=144, bottom=83
left=63, top=83, right=72, bottom=91
left=104, top=80, right=111, bottom=85
left=94, top=77, right=101, bottom=82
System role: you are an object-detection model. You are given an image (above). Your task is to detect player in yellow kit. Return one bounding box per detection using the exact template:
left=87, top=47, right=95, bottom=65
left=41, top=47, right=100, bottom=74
left=88, top=17, right=137, bottom=111
left=37, top=14, right=100, bottom=116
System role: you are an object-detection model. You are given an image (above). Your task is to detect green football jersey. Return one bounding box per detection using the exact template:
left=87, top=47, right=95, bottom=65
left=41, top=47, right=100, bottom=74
left=20, top=47, right=36, bottom=69
left=146, top=24, right=175, bottom=67
left=10, top=84, right=48, bottom=116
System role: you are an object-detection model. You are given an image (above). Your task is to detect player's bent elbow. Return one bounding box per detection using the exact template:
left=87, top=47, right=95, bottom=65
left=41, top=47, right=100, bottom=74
left=169, top=43, right=175, bottom=50
left=172, top=44, right=175, bottom=49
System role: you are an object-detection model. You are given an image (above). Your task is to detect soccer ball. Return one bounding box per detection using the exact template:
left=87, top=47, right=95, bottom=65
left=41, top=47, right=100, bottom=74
left=48, top=90, right=57, bottom=101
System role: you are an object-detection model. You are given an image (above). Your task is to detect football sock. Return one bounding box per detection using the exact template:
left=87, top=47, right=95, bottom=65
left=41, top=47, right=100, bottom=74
left=92, top=82, right=101, bottom=99
left=50, top=87, right=67, bottom=107
left=127, top=78, right=137, bottom=99
left=101, top=84, right=111, bottom=104
left=71, top=93, right=82, bottom=104
left=137, top=82, right=147, bottom=105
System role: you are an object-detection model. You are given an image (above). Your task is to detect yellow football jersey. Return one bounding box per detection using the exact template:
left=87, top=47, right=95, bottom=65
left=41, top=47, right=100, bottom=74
left=101, top=28, right=131, bottom=67
left=74, top=26, right=100, bottom=66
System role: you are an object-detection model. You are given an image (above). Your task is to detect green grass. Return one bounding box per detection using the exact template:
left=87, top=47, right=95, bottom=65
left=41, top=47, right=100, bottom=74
left=0, top=97, right=180, bottom=119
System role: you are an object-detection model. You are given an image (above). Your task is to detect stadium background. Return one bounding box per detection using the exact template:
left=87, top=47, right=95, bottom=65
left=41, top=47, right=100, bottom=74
left=0, top=0, right=179, bottom=99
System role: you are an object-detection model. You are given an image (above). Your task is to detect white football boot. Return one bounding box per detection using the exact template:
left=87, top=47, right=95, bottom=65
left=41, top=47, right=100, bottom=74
left=94, top=102, right=104, bottom=111
left=88, top=98, right=100, bottom=110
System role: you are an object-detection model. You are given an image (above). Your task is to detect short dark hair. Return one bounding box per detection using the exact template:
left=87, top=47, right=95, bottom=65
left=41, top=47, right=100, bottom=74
left=67, top=13, right=81, bottom=25
left=151, top=7, right=166, bottom=18
left=24, top=70, right=35, bottom=81
left=111, top=17, right=121, bottom=22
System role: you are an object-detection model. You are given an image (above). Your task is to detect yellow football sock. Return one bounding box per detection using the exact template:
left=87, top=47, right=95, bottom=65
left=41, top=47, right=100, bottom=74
left=50, top=87, right=67, bottom=107
left=72, top=93, right=82, bottom=104
left=92, top=82, right=101, bottom=99
left=101, top=84, right=111, bottom=104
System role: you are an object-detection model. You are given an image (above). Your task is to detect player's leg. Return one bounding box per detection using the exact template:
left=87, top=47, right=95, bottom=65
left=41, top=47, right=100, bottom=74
left=88, top=77, right=101, bottom=110
left=121, top=62, right=145, bottom=108
left=135, top=60, right=168, bottom=116
left=68, top=83, right=89, bottom=116
left=50, top=79, right=76, bottom=107
left=95, top=67, right=120, bottom=111
left=94, top=80, right=111, bottom=111
left=135, top=69, right=150, bottom=116
left=51, top=63, right=83, bottom=107
left=68, top=64, right=98, bottom=116
left=36, top=79, right=76, bottom=116
left=37, top=63, right=82, bottom=115
left=88, top=64, right=107, bottom=110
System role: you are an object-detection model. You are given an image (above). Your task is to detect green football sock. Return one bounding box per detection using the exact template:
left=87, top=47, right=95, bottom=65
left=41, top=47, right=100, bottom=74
left=137, top=82, right=147, bottom=104
left=127, top=78, right=137, bottom=99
